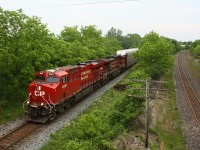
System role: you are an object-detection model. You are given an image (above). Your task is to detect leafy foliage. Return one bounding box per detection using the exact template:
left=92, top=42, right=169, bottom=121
left=165, top=38, right=181, bottom=53
left=190, top=40, right=200, bottom=58
left=0, top=7, right=143, bottom=124
left=0, top=8, right=121, bottom=104
left=137, top=31, right=174, bottom=79
left=106, top=27, right=142, bottom=49
left=41, top=87, right=144, bottom=150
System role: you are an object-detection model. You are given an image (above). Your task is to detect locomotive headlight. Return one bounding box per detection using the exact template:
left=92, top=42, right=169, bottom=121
left=41, top=102, right=44, bottom=106
left=27, top=101, right=30, bottom=104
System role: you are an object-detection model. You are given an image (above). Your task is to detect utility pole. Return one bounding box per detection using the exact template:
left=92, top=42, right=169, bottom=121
left=129, top=79, right=167, bottom=149
left=145, top=79, right=149, bottom=148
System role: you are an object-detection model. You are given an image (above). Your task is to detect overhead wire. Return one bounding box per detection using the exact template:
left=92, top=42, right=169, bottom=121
left=25, top=0, right=140, bottom=9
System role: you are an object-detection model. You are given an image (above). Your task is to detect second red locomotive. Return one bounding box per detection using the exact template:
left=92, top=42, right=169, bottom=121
left=23, top=48, right=138, bottom=123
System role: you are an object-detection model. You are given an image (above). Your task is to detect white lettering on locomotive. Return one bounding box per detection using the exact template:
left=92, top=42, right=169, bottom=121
left=62, top=84, right=67, bottom=89
left=81, top=75, right=89, bottom=80
left=35, top=91, right=45, bottom=96
left=81, top=70, right=91, bottom=80
left=81, top=70, right=91, bottom=76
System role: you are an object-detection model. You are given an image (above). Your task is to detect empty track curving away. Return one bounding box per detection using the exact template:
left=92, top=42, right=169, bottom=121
left=175, top=50, right=200, bottom=149
left=0, top=122, right=41, bottom=150
left=177, top=50, right=200, bottom=127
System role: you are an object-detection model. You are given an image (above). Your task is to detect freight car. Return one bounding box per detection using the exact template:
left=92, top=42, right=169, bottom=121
left=23, top=48, right=138, bottom=123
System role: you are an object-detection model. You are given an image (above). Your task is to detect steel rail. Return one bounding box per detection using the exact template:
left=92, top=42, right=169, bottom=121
left=177, top=51, right=200, bottom=127
left=185, top=53, right=200, bottom=85
left=181, top=52, right=200, bottom=106
left=0, top=122, right=41, bottom=150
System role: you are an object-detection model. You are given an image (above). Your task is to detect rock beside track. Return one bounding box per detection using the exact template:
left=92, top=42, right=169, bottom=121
left=0, top=116, right=26, bottom=139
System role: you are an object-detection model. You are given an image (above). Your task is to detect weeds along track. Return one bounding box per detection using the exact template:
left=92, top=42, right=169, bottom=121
left=177, top=51, right=200, bottom=128
left=0, top=122, right=41, bottom=150
left=186, top=54, right=200, bottom=84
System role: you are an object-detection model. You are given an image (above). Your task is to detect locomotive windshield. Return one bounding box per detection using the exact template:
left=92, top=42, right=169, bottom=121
left=35, top=75, right=45, bottom=83
left=46, top=76, right=59, bottom=83
left=35, top=75, right=59, bottom=83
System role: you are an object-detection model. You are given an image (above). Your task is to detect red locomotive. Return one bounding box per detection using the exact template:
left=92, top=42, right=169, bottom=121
left=23, top=49, right=138, bottom=123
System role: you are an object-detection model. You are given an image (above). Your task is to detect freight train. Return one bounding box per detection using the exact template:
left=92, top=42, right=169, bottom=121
left=23, top=48, right=138, bottom=123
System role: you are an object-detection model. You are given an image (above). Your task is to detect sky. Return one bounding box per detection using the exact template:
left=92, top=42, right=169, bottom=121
left=0, top=0, right=199, bottom=41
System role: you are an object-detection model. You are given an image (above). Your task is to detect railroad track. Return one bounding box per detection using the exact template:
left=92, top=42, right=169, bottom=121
left=177, top=51, right=200, bottom=127
left=0, top=122, right=41, bottom=150
left=186, top=54, right=200, bottom=84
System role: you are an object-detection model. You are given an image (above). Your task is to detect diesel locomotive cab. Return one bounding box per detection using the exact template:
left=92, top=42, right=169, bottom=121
left=24, top=70, right=60, bottom=122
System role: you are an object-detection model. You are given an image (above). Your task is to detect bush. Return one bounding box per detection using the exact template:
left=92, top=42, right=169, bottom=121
left=41, top=67, right=147, bottom=150
left=109, top=96, right=144, bottom=129
left=41, top=89, right=144, bottom=150
left=0, top=99, right=7, bottom=112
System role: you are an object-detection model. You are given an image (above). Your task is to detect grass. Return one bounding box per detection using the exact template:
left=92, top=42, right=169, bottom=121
left=187, top=55, right=200, bottom=79
left=41, top=88, right=144, bottom=150
left=150, top=67, right=187, bottom=150
left=0, top=87, right=27, bottom=125
left=41, top=64, right=187, bottom=150
left=0, top=63, right=187, bottom=149
left=189, top=57, right=200, bottom=70
left=0, top=99, right=24, bottom=124
left=41, top=67, right=145, bottom=150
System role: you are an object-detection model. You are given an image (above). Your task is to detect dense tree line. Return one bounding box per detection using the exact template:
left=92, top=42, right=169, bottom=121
left=0, top=8, right=141, bottom=103
left=136, top=32, right=179, bottom=79
left=190, top=40, right=200, bottom=58
left=0, top=8, right=55, bottom=101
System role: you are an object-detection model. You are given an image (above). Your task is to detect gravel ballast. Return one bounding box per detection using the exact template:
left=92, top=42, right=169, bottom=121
left=9, top=68, right=133, bottom=150
left=174, top=53, right=200, bottom=150
left=0, top=116, right=26, bottom=138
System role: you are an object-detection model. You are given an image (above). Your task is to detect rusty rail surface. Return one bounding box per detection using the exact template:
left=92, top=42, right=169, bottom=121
left=0, top=122, right=41, bottom=150
left=177, top=51, right=200, bottom=127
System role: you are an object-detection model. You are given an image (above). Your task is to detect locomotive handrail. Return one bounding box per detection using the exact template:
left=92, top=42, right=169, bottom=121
left=100, top=70, right=106, bottom=81
left=48, top=94, right=55, bottom=108
left=23, top=93, right=31, bottom=109
left=25, top=48, right=138, bottom=122
left=41, top=96, right=52, bottom=113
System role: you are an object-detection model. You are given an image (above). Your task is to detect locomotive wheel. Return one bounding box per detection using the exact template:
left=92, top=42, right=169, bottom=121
left=49, top=108, right=56, bottom=120
left=93, top=84, right=97, bottom=90
left=70, top=96, right=76, bottom=105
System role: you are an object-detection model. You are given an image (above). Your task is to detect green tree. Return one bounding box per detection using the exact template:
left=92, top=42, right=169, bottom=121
left=106, top=27, right=142, bottom=49
left=121, top=34, right=142, bottom=49
left=170, top=39, right=181, bottom=53
left=0, top=8, right=27, bottom=99
left=103, top=36, right=122, bottom=56
left=60, top=26, right=81, bottom=43
left=190, top=40, right=200, bottom=58
left=137, top=31, right=173, bottom=79
left=59, top=26, right=90, bottom=64
left=81, top=25, right=104, bottom=59
left=106, top=27, right=122, bottom=38
left=0, top=8, right=55, bottom=101
left=191, top=43, right=200, bottom=58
